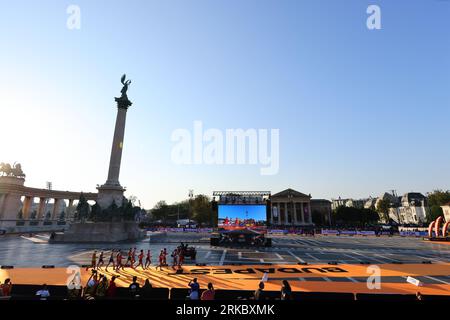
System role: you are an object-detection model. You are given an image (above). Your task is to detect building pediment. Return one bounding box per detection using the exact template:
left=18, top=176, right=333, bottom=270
left=272, top=188, right=311, bottom=200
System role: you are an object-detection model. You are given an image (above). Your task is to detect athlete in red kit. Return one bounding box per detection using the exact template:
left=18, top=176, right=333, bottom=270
left=136, top=250, right=145, bottom=270
left=144, top=250, right=152, bottom=269
left=171, top=248, right=178, bottom=269
left=156, top=250, right=164, bottom=271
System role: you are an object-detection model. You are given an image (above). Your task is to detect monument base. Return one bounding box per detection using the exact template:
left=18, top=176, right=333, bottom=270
left=96, top=184, right=125, bottom=209
left=51, top=221, right=144, bottom=243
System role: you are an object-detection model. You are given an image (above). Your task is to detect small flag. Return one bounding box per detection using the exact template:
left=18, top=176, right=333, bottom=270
left=406, top=276, right=422, bottom=287
left=261, top=273, right=269, bottom=282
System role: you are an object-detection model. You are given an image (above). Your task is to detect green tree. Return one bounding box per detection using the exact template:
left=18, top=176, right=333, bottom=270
left=191, top=194, right=213, bottom=225
left=75, top=193, right=90, bottom=222
left=428, top=190, right=450, bottom=207
left=376, top=199, right=390, bottom=222
left=90, top=202, right=102, bottom=221
left=333, top=206, right=379, bottom=227
left=426, top=190, right=450, bottom=223
left=151, top=200, right=169, bottom=222
left=428, top=205, right=444, bottom=223
left=361, top=208, right=380, bottom=225
left=312, top=210, right=325, bottom=225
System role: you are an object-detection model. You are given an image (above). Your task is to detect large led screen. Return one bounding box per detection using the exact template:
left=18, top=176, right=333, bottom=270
left=218, top=204, right=267, bottom=230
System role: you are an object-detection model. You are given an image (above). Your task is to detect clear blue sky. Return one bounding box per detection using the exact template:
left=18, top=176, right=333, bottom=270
left=1, top=0, right=449, bottom=208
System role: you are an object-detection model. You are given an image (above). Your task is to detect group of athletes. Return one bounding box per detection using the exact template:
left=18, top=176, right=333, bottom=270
left=87, top=246, right=187, bottom=272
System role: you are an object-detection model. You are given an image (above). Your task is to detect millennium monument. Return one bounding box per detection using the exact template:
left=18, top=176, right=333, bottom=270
left=52, top=75, right=144, bottom=242
left=97, top=74, right=133, bottom=209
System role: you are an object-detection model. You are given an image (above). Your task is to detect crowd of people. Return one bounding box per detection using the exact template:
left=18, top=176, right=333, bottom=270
left=0, top=276, right=430, bottom=301
left=87, top=244, right=190, bottom=272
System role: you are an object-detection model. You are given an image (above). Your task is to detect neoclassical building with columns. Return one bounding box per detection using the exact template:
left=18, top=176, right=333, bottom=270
left=270, top=189, right=313, bottom=226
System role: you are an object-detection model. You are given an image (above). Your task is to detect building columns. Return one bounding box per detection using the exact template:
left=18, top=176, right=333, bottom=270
left=308, top=202, right=312, bottom=224
left=37, top=198, right=46, bottom=220
left=52, top=199, right=61, bottom=220
left=293, top=202, right=298, bottom=225
left=0, top=194, right=6, bottom=219
left=67, top=199, right=75, bottom=221
left=22, top=196, right=34, bottom=219
left=300, top=202, right=305, bottom=224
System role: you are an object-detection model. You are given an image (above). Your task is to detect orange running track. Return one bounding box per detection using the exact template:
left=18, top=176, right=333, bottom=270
left=1, top=263, right=449, bottom=295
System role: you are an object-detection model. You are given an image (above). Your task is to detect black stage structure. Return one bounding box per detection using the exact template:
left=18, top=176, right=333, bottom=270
left=210, top=191, right=272, bottom=247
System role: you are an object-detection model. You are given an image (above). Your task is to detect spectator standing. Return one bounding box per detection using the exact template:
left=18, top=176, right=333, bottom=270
left=141, top=279, right=153, bottom=299
left=1, top=279, right=12, bottom=297
left=201, top=283, right=215, bottom=300
left=84, top=272, right=98, bottom=298
left=281, top=280, right=293, bottom=300
left=36, top=284, right=50, bottom=300
left=106, top=276, right=118, bottom=298
left=129, top=276, right=141, bottom=299
left=188, top=278, right=200, bottom=300
left=254, top=282, right=266, bottom=300
left=96, top=276, right=109, bottom=299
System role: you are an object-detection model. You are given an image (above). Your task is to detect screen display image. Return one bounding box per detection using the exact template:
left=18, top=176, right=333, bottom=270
left=218, top=204, right=267, bottom=230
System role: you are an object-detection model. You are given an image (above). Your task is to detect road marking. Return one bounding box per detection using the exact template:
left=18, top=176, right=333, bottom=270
left=275, top=253, right=284, bottom=260
left=351, top=251, right=385, bottom=264
left=287, top=250, right=306, bottom=263
left=219, top=250, right=227, bottom=266
left=342, top=253, right=358, bottom=261
left=423, top=276, right=450, bottom=285
left=374, top=254, right=393, bottom=263
left=305, top=253, right=320, bottom=261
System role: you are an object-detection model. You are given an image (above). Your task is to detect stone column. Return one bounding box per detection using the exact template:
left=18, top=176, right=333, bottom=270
left=105, top=106, right=128, bottom=187
left=52, top=199, right=61, bottom=220
left=284, top=202, right=288, bottom=226
left=37, top=198, right=46, bottom=220
left=0, top=194, right=6, bottom=219
left=308, top=202, right=312, bottom=224
left=300, top=202, right=305, bottom=224
left=97, top=98, right=132, bottom=209
left=277, top=203, right=281, bottom=225
left=67, top=199, right=75, bottom=220
left=22, top=196, right=33, bottom=220
left=293, top=202, right=298, bottom=225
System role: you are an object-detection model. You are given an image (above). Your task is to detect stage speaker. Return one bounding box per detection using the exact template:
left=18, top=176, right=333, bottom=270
left=1, top=265, right=14, bottom=269
left=42, top=265, right=55, bottom=269
left=265, top=238, right=272, bottom=247
left=210, top=237, right=220, bottom=246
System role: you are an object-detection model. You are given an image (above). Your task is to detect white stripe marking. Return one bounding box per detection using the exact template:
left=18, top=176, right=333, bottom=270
left=219, top=249, right=227, bottom=266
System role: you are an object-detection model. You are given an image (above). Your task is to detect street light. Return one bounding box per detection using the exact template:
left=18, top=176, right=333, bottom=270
left=188, top=189, right=194, bottom=225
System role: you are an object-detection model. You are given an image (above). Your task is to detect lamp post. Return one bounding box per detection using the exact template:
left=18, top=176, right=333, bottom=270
left=188, top=189, right=194, bottom=226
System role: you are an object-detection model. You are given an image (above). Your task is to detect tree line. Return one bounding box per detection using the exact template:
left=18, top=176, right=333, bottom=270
left=150, top=194, right=215, bottom=226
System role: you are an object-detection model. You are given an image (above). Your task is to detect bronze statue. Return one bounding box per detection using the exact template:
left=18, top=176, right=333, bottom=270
left=115, top=74, right=133, bottom=109
left=0, top=162, right=25, bottom=178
